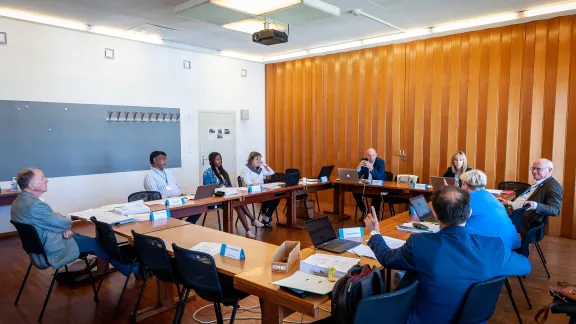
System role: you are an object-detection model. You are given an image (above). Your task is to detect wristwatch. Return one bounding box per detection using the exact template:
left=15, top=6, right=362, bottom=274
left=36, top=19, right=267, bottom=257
left=370, top=230, right=381, bottom=237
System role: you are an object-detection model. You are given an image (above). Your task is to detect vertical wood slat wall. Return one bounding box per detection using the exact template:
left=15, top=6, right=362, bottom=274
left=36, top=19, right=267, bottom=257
left=265, top=15, right=576, bottom=238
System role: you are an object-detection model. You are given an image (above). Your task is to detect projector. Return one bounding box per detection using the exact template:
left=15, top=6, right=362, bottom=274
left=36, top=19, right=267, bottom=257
left=252, top=29, right=288, bottom=46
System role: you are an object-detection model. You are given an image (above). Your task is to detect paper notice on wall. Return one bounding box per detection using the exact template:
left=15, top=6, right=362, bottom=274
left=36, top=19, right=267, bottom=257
left=224, top=128, right=232, bottom=140
left=208, top=127, right=216, bottom=140
left=217, top=128, right=224, bottom=139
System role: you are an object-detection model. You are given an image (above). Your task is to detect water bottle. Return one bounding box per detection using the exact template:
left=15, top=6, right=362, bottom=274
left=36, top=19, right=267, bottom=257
left=11, top=177, right=19, bottom=191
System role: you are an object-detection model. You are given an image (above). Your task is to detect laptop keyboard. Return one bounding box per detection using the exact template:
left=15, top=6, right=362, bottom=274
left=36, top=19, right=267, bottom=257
left=321, top=239, right=358, bottom=251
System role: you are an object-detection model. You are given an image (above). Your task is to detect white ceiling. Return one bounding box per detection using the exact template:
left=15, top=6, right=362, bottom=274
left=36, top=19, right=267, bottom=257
left=0, top=0, right=567, bottom=56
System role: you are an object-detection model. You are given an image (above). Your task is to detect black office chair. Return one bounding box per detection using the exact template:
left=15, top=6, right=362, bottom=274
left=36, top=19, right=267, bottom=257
left=352, top=280, right=418, bottom=323
left=172, top=244, right=249, bottom=324
left=128, top=191, right=162, bottom=202
left=498, top=181, right=531, bottom=198
left=382, top=173, right=413, bottom=217
left=201, top=209, right=222, bottom=231
left=130, top=231, right=182, bottom=323
left=10, top=220, right=98, bottom=322
left=90, top=216, right=139, bottom=318
left=269, top=172, right=286, bottom=183
left=455, top=276, right=508, bottom=323
left=511, top=207, right=550, bottom=278
left=283, top=169, right=311, bottom=218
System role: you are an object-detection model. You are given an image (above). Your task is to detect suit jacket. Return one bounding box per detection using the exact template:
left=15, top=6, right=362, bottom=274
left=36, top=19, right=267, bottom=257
left=357, top=157, right=386, bottom=181
left=11, top=191, right=79, bottom=269
left=513, top=177, right=563, bottom=233
left=442, top=166, right=473, bottom=178
left=368, top=226, right=531, bottom=324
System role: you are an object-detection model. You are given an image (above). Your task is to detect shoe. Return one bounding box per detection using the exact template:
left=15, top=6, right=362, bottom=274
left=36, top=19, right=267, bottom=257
left=263, top=217, right=273, bottom=228
left=246, top=231, right=256, bottom=239
left=252, top=219, right=265, bottom=228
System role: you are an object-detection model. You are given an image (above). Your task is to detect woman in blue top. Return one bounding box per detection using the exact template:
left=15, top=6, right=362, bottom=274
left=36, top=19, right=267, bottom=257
left=203, top=152, right=263, bottom=239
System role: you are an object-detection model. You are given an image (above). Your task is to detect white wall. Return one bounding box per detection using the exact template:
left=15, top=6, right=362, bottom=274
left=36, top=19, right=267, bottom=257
left=0, top=18, right=266, bottom=233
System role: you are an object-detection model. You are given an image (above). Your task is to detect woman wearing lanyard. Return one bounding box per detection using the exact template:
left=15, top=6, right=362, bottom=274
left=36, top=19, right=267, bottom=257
left=240, top=151, right=279, bottom=228
left=203, top=152, right=264, bottom=238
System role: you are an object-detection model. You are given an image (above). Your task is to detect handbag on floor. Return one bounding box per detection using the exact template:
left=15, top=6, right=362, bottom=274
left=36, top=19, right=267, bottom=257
left=535, top=282, right=576, bottom=323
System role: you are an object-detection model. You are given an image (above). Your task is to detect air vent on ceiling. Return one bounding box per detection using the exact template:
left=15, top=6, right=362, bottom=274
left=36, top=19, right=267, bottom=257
left=265, top=0, right=340, bottom=25
left=129, top=23, right=179, bottom=38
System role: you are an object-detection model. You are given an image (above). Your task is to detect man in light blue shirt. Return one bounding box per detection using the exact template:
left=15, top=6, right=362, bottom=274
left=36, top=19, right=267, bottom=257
left=460, top=169, right=521, bottom=250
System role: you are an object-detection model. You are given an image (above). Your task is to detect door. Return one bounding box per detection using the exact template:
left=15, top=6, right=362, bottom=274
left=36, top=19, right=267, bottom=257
left=198, top=111, right=237, bottom=185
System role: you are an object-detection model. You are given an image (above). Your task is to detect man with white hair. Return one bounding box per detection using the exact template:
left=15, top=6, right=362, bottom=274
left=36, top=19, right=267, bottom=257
left=354, top=148, right=386, bottom=221
left=460, top=169, right=520, bottom=249
left=497, top=158, right=563, bottom=233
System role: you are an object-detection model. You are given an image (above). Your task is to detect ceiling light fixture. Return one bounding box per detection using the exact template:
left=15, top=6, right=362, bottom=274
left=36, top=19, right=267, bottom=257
left=363, top=28, right=431, bottom=45
left=264, top=50, right=308, bottom=62
left=308, top=41, right=363, bottom=55
left=523, top=1, right=576, bottom=17
left=432, top=13, right=519, bottom=33
left=91, top=26, right=164, bottom=45
left=220, top=50, right=263, bottom=62
left=212, top=0, right=300, bottom=16
left=223, top=19, right=287, bottom=34
left=0, top=7, right=88, bottom=31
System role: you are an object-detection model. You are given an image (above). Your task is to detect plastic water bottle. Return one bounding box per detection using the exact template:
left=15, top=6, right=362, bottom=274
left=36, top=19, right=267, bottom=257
left=11, top=177, right=19, bottom=191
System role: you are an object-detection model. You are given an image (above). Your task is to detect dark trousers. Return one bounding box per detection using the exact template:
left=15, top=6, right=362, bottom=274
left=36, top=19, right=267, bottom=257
left=260, top=199, right=280, bottom=217
left=353, top=193, right=382, bottom=217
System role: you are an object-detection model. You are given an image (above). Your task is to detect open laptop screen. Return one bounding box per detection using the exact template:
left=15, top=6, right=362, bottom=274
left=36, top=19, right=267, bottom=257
left=409, top=195, right=436, bottom=222
left=304, top=216, right=338, bottom=246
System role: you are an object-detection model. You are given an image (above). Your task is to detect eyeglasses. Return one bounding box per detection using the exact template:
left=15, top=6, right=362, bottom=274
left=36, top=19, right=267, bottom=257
left=530, top=167, right=550, bottom=172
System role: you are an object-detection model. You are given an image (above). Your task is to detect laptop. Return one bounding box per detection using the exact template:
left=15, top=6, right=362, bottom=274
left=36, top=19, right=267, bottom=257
left=409, top=195, right=436, bottom=222
left=193, top=184, right=217, bottom=200
left=316, top=165, right=335, bottom=180
left=430, top=176, right=456, bottom=190
left=285, top=172, right=300, bottom=187
left=304, top=216, right=361, bottom=253
left=338, top=168, right=360, bottom=183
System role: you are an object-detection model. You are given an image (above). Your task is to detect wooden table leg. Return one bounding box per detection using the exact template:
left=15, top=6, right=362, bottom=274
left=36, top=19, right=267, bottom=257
left=222, top=201, right=232, bottom=233
left=260, top=298, right=289, bottom=324
left=286, top=190, right=296, bottom=228
left=333, top=184, right=340, bottom=215
left=135, top=280, right=192, bottom=322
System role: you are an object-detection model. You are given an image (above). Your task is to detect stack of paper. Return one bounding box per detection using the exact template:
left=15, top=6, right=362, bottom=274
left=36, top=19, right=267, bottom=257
left=215, top=188, right=239, bottom=196
left=144, top=199, right=165, bottom=206
left=300, top=253, right=360, bottom=278
left=397, top=222, right=440, bottom=233
left=113, top=200, right=150, bottom=215
left=190, top=242, right=222, bottom=256
left=348, top=244, right=377, bottom=259
left=381, top=236, right=407, bottom=249
left=262, top=182, right=282, bottom=189
left=69, top=209, right=135, bottom=225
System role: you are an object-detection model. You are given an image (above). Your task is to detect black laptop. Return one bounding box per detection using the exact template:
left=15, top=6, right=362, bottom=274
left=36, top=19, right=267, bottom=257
left=409, top=195, right=436, bottom=222
left=285, top=172, right=300, bottom=187
left=304, top=216, right=361, bottom=253
left=316, top=165, right=335, bottom=180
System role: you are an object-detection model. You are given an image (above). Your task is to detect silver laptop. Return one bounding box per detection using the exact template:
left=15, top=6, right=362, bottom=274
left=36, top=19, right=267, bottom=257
left=338, top=168, right=360, bottom=183
left=430, top=176, right=456, bottom=189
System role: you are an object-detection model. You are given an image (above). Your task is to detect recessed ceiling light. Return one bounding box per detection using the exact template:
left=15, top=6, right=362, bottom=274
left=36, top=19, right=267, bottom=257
left=0, top=7, right=88, bottom=30
left=91, top=26, right=163, bottom=44
left=432, top=13, right=518, bottom=33
left=220, top=50, right=263, bottom=62
left=223, top=19, right=287, bottom=34
left=213, top=0, right=301, bottom=16
left=523, top=1, right=576, bottom=17
left=363, top=29, right=431, bottom=45
left=308, top=41, right=362, bottom=54
left=264, top=50, right=308, bottom=62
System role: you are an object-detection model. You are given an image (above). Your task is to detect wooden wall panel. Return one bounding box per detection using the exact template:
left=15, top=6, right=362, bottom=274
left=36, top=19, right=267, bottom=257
left=265, top=15, right=576, bottom=238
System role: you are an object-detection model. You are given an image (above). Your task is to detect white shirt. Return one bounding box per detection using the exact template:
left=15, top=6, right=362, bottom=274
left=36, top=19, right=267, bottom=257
left=240, top=165, right=275, bottom=186
left=511, top=176, right=550, bottom=210
left=143, top=167, right=182, bottom=198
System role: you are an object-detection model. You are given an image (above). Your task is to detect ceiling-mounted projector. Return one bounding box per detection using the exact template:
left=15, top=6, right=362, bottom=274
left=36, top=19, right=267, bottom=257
left=252, top=29, right=288, bottom=46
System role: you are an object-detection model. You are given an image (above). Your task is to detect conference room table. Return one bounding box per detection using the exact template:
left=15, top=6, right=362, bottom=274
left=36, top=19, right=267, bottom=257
left=0, top=189, right=18, bottom=206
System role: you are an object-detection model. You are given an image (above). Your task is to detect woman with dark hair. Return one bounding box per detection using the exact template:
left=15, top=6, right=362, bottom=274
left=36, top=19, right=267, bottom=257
left=203, top=152, right=263, bottom=238
left=240, top=151, right=279, bottom=228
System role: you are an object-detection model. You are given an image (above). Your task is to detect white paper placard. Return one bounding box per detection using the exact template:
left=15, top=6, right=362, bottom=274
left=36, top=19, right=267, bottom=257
left=219, top=244, right=245, bottom=260
left=150, top=209, right=170, bottom=220
left=370, top=180, right=384, bottom=186
left=166, top=197, right=185, bottom=206
left=248, top=185, right=262, bottom=193
left=338, top=227, right=365, bottom=240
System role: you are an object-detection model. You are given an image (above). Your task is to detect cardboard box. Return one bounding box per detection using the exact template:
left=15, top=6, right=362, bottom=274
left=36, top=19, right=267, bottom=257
left=271, top=241, right=300, bottom=273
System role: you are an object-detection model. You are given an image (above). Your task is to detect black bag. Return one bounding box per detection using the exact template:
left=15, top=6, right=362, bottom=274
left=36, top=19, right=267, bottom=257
left=331, top=264, right=385, bottom=324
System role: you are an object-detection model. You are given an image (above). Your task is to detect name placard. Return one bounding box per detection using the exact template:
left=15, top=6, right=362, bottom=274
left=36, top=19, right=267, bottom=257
left=219, top=244, right=245, bottom=260
left=248, top=185, right=262, bottom=194
left=338, top=227, right=365, bottom=240
left=166, top=197, right=185, bottom=206
left=412, top=184, right=430, bottom=190
left=150, top=209, right=170, bottom=220
left=370, top=180, right=384, bottom=186
left=319, top=176, right=328, bottom=183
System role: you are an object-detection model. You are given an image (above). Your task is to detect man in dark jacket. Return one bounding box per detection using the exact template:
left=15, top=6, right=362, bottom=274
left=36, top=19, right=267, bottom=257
left=353, top=148, right=386, bottom=221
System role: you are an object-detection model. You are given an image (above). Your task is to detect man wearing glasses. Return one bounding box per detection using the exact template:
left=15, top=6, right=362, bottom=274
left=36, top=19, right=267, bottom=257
left=497, top=158, right=562, bottom=233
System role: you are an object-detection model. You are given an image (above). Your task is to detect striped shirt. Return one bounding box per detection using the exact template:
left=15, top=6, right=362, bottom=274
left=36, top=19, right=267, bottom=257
left=143, top=167, right=182, bottom=198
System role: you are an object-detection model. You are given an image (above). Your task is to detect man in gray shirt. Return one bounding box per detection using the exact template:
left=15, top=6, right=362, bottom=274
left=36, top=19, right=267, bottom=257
left=11, top=168, right=137, bottom=275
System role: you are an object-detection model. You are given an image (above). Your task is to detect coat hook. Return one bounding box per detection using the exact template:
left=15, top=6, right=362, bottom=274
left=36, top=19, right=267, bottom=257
left=169, top=113, right=175, bottom=122
left=124, top=111, right=130, bottom=122
left=107, top=110, right=113, bottom=121
left=132, top=111, right=138, bottom=122
left=140, top=112, right=146, bottom=122
left=162, top=112, right=168, bottom=122
left=176, top=113, right=181, bottom=123
left=115, top=111, right=122, bottom=122
left=148, top=112, right=154, bottom=122
left=155, top=112, right=161, bottom=122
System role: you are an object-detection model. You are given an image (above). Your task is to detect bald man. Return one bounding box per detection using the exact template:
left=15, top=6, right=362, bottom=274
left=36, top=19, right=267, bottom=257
left=354, top=148, right=386, bottom=221
left=497, top=158, right=563, bottom=233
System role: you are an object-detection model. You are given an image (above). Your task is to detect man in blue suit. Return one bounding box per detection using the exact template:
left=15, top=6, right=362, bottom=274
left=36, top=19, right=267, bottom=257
left=354, top=148, right=386, bottom=221
left=364, top=186, right=531, bottom=323
left=460, top=169, right=521, bottom=250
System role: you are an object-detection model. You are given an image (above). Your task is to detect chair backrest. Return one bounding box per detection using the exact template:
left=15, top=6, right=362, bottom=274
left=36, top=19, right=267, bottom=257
left=456, top=276, right=507, bottom=324
left=237, top=176, right=244, bottom=187
left=396, top=174, right=419, bottom=184
left=353, top=280, right=418, bottom=324
left=128, top=191, right=162, bottom=202
left=90, top=216, right=123, bottom=261
left=385, top=171, right=394, bottom=182
left=172, top=243, right=224, bottom=303
left=270, top=172, right=286, bottom=183
left=497, top=181, right=531, bottom=197
left=132, top=231, right=176, bottom=283
left=10, top=220, right=49, bottom=263
left=285, top=168, right=300, bottom=175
